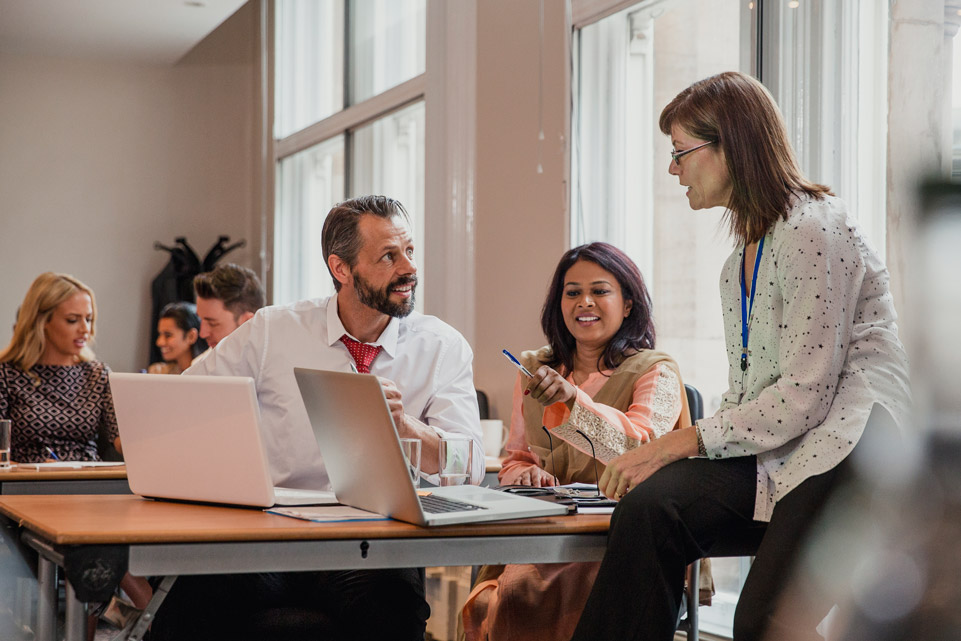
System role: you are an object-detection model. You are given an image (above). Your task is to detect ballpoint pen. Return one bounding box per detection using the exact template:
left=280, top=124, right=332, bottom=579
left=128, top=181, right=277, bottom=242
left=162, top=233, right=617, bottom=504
left=44, top=446, right=60, bottom=461
left=501, top=349, right=534, bottom=378
left=348, top=362, right=359, bottom=374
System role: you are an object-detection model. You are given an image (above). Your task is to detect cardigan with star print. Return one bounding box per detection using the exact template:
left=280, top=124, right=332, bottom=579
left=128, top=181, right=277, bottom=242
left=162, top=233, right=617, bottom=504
left=696, top=194, right=911, bottom=521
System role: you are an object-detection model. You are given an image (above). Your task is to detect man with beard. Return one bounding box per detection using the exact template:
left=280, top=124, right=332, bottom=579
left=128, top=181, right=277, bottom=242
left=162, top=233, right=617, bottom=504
left=151, top=196, right=482, bottom=641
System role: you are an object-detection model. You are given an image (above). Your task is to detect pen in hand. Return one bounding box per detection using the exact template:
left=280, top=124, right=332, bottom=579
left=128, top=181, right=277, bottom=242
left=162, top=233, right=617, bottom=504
left=502, top=349, right=534, bottom=378
left=44, top=446, right=60, bottom=461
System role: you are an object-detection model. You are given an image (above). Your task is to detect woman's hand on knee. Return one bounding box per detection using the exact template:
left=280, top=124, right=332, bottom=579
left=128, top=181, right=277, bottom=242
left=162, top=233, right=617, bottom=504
left=600, top=429, right=698, bottom=499
left=599, top=446, right=657, bottom=499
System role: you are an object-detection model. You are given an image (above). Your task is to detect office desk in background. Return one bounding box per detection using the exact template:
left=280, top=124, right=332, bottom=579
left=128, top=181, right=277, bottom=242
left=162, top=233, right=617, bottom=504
left=0, top=494, right=609, bottom=641
left=0, top=464, right=130, bottom=495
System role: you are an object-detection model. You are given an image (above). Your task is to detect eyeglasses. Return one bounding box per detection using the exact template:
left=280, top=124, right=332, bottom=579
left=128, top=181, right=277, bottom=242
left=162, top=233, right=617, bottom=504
left=541, top=426, right=560, bottom=487
left=670, top=140, right=716, bottom=166
left=541, top=426, right=601, bottom=498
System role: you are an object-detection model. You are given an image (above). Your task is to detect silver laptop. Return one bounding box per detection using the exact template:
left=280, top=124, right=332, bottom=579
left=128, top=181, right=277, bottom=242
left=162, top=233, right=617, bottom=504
left=293, top=367, right=569, bottom=526
left=110, top=373, right=336, bottom=508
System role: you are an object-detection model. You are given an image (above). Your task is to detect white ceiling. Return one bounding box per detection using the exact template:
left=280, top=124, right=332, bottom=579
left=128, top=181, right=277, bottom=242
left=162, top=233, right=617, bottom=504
left=0, top=0, right=250, bottom=65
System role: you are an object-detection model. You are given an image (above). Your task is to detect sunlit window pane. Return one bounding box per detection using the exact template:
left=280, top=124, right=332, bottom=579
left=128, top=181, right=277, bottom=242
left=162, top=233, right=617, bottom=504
left=573, top=0, right=741, bottom=636
left=351, top=101, right=425, bottom=311
left=274, top=0, right=344, bottom=138
left=349, top=0, right=426, bottom=105
left=274, top=136, right=345, bottom=305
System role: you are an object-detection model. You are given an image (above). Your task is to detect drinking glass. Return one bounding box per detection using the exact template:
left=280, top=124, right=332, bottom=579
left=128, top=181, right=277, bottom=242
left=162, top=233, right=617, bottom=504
left=0, top=419, right=11, bottom=470
left=438, top=436, right=472, bottom=486
left=399, top=438, right=422, bottom=488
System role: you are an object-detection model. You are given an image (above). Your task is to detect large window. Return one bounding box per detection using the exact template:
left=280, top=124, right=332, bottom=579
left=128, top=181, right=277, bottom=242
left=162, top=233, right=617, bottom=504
left=573, top=7, right=744, bottom=630
left=572, top=0, right=888, bottom=636
left=273, top=0, right=426, bottom=306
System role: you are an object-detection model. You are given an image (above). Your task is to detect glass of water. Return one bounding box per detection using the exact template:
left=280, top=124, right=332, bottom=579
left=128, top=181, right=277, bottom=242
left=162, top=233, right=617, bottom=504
left=439, top=436, right=472, bottom=486
left=0, top=419, right=11, bottom=470
left=399, top=438, right=421, bottom=488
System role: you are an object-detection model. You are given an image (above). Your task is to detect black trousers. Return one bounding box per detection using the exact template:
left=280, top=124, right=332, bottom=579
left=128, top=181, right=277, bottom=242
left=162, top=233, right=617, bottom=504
left=570, top=456, right=846, bottom=641
left=147, top=568, right=429, bottom=641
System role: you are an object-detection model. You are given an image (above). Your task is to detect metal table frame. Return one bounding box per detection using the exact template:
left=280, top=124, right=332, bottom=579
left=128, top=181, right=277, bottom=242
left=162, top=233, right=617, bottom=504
left=19, top=522, right=608, bottom=641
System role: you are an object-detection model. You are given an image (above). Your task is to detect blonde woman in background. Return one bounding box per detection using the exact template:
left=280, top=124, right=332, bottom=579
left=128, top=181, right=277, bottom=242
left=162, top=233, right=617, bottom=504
left=0, top=272, right=121, bottom=461
left=0, top=272, right=152, bottom=633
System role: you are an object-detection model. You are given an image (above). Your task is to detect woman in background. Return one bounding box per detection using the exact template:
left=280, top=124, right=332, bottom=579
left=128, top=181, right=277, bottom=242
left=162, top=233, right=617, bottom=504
left=148, top=301, right=203, bottom=374
left=570, top=71, right=911, bottom=641
left=0, top=272, right=151, bottom=632
left=462, top=242, right=691, bottom=641
left=0, top=272, right=121, bottom=462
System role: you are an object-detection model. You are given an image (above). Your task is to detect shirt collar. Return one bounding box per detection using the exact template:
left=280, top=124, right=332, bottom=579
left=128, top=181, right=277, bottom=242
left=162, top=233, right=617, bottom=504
left=325, top=292, right=400, bottom=358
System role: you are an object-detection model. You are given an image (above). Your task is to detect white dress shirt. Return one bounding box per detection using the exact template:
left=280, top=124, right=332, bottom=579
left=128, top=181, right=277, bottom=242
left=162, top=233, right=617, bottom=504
left=185, top=293, right=484, bottom=488
left=696, top=194, right=912, bottom=521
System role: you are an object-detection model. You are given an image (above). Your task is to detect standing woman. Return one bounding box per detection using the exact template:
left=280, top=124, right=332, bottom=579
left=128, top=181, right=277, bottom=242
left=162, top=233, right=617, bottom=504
left=0, top=272, right=122, bottom=462
left=570, top=72, right=911, bottom=641
left=463, top=242, right=692, bottom=641
left=148, top=302, right=203, bottom=374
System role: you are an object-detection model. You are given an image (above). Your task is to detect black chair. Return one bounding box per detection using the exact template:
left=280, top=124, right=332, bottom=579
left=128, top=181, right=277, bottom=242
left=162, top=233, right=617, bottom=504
left=476, top=389, right=490, bottom=420
left=677, top=384, right=703, bottom=641
left=676, top=385, right=763, bottom=640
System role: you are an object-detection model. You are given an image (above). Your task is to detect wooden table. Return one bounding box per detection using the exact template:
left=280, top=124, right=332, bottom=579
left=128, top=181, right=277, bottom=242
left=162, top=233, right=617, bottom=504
left=0, top=494, right=610, bottom=641
left=0, top=465, right=130, bottom=495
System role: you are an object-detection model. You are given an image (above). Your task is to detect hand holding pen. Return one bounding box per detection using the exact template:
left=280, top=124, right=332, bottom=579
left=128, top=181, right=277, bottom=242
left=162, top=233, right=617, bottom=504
left=503, top=348, right=577, bottom=408
left=502, top=349, right=533, bottom=378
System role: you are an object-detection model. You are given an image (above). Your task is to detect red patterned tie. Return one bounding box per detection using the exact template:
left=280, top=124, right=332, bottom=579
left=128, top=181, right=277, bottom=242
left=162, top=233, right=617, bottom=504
left=340, top=334, right=382, bottom=374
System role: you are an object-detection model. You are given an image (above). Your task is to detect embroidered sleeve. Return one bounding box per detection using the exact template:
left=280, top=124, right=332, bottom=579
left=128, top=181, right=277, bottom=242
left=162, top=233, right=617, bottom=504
left=551, top=363, right=683, bottom=463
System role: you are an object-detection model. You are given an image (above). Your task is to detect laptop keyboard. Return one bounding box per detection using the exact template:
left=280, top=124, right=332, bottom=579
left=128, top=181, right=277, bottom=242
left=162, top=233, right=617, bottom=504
left=419, top=494, right=488, bottom=514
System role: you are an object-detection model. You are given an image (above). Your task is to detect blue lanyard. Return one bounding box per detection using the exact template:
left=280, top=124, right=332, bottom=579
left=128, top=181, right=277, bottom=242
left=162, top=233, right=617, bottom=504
left=739, top=236, right=765, bottom=372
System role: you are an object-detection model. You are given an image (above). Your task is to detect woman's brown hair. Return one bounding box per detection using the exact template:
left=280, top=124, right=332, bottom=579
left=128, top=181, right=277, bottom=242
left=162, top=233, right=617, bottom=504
left=659, top=71, right=832, bottom=244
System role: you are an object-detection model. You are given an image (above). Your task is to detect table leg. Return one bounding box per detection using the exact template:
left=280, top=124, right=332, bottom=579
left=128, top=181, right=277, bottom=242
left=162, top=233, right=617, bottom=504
left=64, top=581, right=87, bottom=641
left=36, top=555, right=57, bottom=641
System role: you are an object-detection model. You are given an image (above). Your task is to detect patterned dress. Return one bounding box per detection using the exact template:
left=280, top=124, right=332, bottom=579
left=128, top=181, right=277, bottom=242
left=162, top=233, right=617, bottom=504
left=0, top=361, right=120, bottom=463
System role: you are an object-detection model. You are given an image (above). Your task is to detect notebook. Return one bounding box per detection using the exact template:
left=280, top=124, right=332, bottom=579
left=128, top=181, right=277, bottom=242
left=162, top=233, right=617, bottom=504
left=109, top=373, right=337, bottom=508
left=293, top=367, right=569, bottom=526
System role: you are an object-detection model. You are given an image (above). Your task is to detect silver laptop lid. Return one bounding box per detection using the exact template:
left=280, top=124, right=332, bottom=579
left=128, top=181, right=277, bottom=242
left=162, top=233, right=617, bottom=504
left=110, top=373, right=278, bottom=507
left=293, top=368, right=428, bottom=525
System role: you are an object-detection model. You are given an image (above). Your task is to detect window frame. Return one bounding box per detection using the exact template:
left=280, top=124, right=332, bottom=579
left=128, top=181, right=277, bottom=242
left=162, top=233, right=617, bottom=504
left=266, top=0, right=428, bottom=308
left=263, top=0, right=477, bottom=340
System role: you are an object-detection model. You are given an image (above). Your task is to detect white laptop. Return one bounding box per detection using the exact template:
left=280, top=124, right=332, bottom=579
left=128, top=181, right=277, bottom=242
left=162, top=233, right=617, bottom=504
left=293, top=368, right=569, bottom=526
left=110, top=373, right=336, bottom=508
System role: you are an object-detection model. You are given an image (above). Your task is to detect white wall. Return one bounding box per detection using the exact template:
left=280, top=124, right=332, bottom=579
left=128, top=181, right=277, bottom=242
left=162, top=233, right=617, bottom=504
left=0, top=3, right=259, bottom=372
left=471, top=0, right=570, bottom=420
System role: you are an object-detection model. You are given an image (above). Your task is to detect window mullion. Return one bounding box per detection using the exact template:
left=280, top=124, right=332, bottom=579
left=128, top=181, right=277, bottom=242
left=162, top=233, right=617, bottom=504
left=274, top=74, right=426, bottom=160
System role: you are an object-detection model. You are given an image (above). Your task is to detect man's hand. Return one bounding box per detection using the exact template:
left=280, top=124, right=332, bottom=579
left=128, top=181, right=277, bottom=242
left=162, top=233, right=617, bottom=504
left=526, top=365, right=578, bottom=408
left=378, top=378, right=409, bottom=435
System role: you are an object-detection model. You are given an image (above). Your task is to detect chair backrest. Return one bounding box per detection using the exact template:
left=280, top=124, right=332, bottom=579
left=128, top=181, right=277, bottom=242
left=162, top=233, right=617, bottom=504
left=680, top=382, right=705, bottom=641
left=476, top=389, right=490, bottom=420
left=684, top=384, right=704, bottom=423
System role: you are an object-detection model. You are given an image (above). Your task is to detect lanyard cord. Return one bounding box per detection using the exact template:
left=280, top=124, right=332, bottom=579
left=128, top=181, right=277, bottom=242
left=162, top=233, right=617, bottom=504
left=740, top=236, right=765, bottom=372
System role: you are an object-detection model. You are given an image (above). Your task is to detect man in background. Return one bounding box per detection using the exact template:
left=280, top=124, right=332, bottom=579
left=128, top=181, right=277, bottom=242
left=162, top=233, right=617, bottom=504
left=193, top=263, right=265, bottom=349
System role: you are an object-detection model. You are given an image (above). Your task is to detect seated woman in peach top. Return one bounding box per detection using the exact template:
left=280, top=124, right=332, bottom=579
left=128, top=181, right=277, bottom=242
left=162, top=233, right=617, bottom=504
left=461, top=242, right=691, bottom=641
